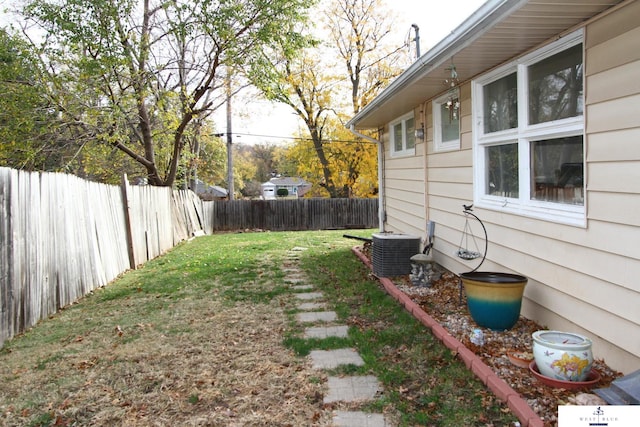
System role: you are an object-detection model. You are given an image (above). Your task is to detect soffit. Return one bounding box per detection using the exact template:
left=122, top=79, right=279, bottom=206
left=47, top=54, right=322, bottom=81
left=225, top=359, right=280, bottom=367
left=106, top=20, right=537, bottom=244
left=351, top=0, right=623, bottom=129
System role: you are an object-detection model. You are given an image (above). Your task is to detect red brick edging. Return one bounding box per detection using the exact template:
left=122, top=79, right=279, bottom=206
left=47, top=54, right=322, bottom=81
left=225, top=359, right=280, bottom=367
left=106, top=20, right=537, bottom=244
left=351, top=246, right=544, bottom=427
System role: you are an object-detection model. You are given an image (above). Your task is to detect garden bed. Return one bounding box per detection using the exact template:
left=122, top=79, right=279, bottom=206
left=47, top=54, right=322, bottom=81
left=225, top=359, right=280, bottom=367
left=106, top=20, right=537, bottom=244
left=394, top=269, right=622, bottom=426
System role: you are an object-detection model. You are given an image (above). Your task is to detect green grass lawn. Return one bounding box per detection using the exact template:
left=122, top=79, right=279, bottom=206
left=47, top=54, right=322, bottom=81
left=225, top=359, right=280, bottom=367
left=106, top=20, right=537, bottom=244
left=0, top=230, right=516, bottom=426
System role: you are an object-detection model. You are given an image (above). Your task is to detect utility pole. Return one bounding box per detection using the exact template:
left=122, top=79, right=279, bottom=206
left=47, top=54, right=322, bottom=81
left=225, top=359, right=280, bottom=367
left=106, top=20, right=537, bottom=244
left=226, top=70, right=234, bottom=200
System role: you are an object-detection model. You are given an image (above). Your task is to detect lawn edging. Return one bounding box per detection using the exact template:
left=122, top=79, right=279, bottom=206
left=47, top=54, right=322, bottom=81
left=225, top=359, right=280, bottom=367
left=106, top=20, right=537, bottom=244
left=351, top=246, right=544, bottom=427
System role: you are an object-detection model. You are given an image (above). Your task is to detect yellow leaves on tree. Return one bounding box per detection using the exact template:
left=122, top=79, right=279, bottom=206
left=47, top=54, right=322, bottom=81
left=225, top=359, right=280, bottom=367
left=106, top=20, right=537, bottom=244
left=286, top=118, right=378, bottom=198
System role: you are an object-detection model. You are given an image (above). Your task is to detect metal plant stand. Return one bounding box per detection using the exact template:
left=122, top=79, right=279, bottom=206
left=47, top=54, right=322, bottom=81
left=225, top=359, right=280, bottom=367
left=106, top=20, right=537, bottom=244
left=457, top=204, right=488, bottom=303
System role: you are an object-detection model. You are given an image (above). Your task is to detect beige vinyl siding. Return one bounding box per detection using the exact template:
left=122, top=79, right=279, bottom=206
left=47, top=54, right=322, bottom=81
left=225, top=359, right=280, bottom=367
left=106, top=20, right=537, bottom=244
left=586, top=24, right=640, bottom=230
left=382, top=107, right=426, bottom=236
left=587, top=94, right=640, bottom=133
left=420, top=82, right=476, bottom=279
left=377, top=1, right=639, bottom=372
left=586, top=60, right=640, bottom=104
left=431, top=4, right=638, bottom=372
left=428, top=165, right=472, bottom=184
left=517, top=3, right=640, bottom=373
left=589, top=193, right=640, bottom=226
left=588, top=128, right=640, bottom=161
left=588, top=162, right=640, bottom=194
left=431, top=200, right=640, bottom=368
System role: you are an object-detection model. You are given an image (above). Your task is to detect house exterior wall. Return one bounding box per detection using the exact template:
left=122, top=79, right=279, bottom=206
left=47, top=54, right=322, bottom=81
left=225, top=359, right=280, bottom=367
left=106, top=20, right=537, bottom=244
left=381, top=1, right=640, bottom=373
left=381, top=106, right=427, bottom=238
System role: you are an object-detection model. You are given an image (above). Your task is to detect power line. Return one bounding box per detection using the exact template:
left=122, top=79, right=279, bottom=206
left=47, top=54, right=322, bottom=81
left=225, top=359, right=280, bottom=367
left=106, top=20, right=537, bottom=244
left=214, top=131, right=378, bottom=145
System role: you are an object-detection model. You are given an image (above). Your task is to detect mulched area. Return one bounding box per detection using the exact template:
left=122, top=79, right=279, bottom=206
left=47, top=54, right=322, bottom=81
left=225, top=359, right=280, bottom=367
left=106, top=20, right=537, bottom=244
left=394, top=270, right=623, bottom=427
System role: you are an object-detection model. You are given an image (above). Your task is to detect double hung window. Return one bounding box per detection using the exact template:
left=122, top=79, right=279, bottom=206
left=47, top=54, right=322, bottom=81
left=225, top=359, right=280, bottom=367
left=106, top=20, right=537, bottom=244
left=390, top=113, right=416, bottom=156
left=473, top=30, right=585, bottom=225
left=433, top=90, right=460, bottom=151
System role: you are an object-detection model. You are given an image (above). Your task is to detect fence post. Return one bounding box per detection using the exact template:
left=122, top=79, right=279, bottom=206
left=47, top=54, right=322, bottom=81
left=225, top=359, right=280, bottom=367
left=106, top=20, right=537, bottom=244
left=120, top=173, right=136, bottom=269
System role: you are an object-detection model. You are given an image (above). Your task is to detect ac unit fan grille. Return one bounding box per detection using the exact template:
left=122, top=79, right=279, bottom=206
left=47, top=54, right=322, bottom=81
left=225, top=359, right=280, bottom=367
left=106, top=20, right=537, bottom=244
left=372, top=234, right=420, bottom=277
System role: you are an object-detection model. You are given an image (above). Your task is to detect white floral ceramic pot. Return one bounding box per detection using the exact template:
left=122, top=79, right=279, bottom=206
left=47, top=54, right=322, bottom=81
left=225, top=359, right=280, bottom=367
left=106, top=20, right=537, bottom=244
left=532, top=330, right=593, bottom=381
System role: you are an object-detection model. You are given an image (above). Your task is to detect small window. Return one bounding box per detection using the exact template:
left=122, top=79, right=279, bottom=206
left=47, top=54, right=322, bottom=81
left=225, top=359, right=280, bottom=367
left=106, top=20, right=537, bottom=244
left=389, top=113, right=415, bottom=156
left=433, top=90, right=460, bottom=151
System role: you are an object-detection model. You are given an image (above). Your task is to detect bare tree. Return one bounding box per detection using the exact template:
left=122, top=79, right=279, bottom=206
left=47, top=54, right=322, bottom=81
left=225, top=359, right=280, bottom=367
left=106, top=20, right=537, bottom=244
left=22, top=0, right=313, bottom=186
left=324, top=0, right=407, bottom=114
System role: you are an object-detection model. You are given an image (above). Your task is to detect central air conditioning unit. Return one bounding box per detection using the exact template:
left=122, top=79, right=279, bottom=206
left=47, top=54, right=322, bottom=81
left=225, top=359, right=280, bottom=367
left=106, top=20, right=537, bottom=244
left=372, top=233, right=421, bottom=277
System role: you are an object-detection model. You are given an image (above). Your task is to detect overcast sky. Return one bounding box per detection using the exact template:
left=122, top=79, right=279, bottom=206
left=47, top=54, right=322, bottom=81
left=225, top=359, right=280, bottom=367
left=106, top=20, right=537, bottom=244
left=398, top=0, right=487, bottom=47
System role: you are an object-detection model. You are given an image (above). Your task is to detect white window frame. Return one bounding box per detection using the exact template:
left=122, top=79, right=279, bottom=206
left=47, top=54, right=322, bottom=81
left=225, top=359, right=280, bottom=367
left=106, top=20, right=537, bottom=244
left=433, top=89, right=461, bottom=152
left=389, top=112, right=416, bottom=157
left=472, top=29, right=585, bottom=227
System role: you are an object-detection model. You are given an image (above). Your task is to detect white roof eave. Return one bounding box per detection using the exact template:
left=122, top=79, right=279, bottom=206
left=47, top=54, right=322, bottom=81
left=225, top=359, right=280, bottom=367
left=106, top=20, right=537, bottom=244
left=347, top=0, right=527, bottom=129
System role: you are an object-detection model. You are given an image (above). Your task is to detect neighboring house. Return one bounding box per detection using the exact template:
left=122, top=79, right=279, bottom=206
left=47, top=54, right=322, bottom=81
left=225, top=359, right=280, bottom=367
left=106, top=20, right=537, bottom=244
left=348, top=0, right=639, bottom=374
left=192, top=179, right=228, bottom=201
left=261, top=177, right=312, bottom=200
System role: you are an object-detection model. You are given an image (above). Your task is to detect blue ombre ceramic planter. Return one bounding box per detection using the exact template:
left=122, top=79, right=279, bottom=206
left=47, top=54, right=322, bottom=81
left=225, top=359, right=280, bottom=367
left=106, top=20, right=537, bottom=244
left=460, top=272, right=527, bottom=331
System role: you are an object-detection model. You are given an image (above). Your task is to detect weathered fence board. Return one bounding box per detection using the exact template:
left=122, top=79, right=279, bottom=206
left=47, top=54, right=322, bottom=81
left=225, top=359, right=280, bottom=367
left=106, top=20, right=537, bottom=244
left=1, top=167, right=376, bottom=348
left=209, top=198, right=378, bottom=231
left=0, top=168, right=206, bottom=347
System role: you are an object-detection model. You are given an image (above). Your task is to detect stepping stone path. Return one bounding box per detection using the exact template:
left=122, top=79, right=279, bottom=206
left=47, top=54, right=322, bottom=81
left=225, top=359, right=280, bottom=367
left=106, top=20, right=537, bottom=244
left=323, top=376, right=381, bottom=404
left=298, top=302, right=326, bottom=311
left=295, top=292, right=324, bottom=301
left=309, top=348, right=364, bottom=369
left=285, top=247, right=391, bottom=427
left=304, top=325, right=349, bottom=339
left=292, top=284, right=314, bottom=290
left=333, top=411, right=387, bottom=426
left=297, top=311, right=337, bottom=323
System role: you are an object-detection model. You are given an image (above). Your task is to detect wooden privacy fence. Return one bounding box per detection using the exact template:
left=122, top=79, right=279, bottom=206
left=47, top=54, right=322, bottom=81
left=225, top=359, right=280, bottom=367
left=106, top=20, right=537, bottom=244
left=0, top=168, right=205, bottom=347
left=0, top=166, right=377, bottom=348
left=208, top=198, right=379, bottom=231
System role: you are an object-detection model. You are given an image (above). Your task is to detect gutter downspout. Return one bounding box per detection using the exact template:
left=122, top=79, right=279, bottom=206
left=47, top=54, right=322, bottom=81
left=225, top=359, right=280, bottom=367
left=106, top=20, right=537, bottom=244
left=349, top=125, right=385, bottom=232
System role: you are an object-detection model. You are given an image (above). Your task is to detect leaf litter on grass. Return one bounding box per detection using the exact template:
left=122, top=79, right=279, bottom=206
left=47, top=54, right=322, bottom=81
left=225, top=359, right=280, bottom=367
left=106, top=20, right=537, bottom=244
left=0, top=254, right=332, bottom=426
left=2, top=230, right=530, bottom=426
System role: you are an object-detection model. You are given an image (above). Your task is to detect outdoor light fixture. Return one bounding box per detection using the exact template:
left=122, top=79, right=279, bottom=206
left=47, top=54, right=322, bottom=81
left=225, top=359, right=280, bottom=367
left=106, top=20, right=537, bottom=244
left=415, top=126, right=425, bottom=139
left=444, top=60, right=460, bottom=122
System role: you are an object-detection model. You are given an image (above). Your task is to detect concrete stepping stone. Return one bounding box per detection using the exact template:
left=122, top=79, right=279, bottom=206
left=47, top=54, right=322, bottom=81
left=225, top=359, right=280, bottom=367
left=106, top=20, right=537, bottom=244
left=295, top=292, right=323, bottom=300
left=297, top=302, right=326, bottom=311
left=333, top=411, right=388, bottom=427
left=323, top=375, right=381, bottom=404
left=291, top=284, right=314, bottom=290
left=297, top=311, right=337, bottom=323
left=309, top=348, right=364, bottom=369
left=284, top=272, right=304, bottom=278
left=304, top=325, right=349, bottom=339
